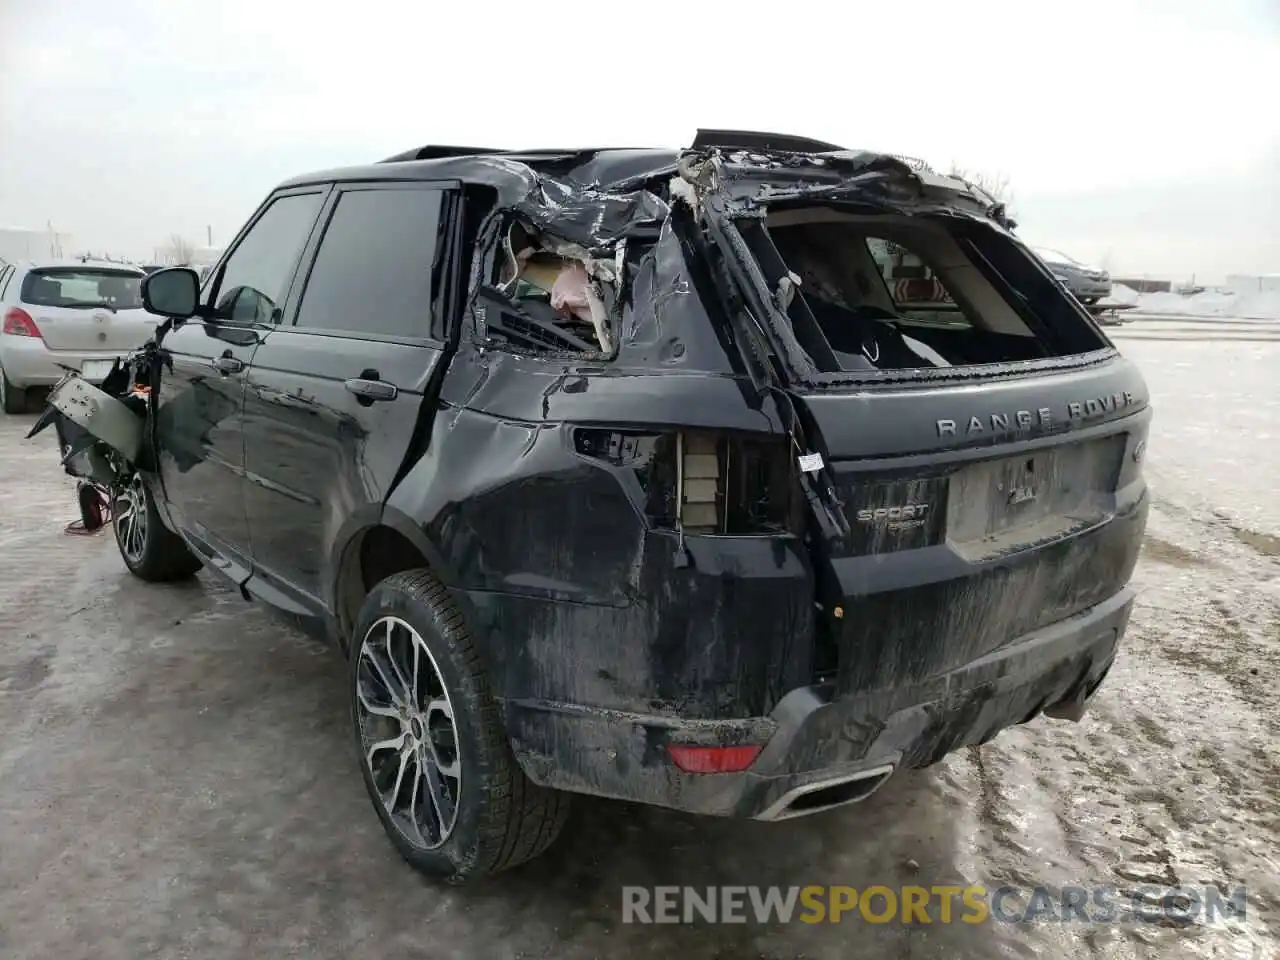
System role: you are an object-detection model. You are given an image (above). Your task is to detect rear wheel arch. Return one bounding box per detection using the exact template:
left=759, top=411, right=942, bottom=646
left=333, top=512, right=475, bottom=659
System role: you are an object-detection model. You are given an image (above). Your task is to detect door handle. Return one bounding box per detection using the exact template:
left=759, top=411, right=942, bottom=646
left=344, top=378, right=398, bottom=403
left=212, top=353, right=244, bottom=375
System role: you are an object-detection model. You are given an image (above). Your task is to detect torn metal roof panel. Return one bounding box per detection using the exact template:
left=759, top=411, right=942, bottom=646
left=277, top=131, right=1010, bottom=251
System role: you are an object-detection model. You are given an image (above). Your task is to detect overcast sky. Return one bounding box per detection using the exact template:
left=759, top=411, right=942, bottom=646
left=2, top=0, right=1276, bottom=282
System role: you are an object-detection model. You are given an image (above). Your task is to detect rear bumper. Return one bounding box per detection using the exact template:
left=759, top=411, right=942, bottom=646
left=503, top=587, right=1132, bottom=820
left=0, top=336, right=125, bottom=387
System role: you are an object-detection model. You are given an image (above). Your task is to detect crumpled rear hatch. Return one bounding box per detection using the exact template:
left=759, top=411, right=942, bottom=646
left=676, top=138, right=1150, bottom=698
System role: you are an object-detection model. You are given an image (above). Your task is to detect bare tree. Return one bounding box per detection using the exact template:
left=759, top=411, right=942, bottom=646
left=168, top=234, right=196, bottom=266
left=947, top=163, right=1014, bottom=206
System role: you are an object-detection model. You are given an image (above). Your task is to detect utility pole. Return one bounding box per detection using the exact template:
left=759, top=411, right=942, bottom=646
left=46, top=219, right=63, bottom=258
left=207, top=224, right=212, bottom=246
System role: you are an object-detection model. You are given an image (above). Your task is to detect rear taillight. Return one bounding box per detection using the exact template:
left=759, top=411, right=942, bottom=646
left=573, top=428, right=801, bottom=535
left=2, top=308, right=41, bottom=338
left=667, top=743, right=762, bottom=773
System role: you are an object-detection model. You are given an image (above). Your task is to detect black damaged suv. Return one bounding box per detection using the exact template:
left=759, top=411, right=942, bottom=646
left=39, top=130, right=1150, bottom=883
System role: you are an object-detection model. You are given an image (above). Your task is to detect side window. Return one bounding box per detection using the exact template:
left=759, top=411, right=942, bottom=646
left=209, top=191, right=325, bottom=324
left=0, top=266, right=12, bottom=299
left=294, top=187, right=447, bottom=339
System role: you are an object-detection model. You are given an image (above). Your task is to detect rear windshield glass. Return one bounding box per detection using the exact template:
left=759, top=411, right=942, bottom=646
left=21, top=268, right=144, bottom=310
left=736, top=210, right=1107, bottom=374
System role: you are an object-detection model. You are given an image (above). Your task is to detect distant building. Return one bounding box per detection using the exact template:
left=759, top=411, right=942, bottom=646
left=151, top=242, right=222, bottom=267
left=1225, top=274, right=1280, bottom=294
left=0, top=226, right=72, bottom=262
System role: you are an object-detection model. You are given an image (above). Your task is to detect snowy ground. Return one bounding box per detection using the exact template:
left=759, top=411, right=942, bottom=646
left=1106, top=283, right=1280, bottom=321
left=0, top=317, right=1276, bottom=959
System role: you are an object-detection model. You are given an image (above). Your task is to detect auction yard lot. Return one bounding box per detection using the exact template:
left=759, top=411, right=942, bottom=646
left=1, top=317, right=1277, bottom=960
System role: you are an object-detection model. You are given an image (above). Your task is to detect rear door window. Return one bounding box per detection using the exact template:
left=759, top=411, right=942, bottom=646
left=293, top=186, right=450, bottom=341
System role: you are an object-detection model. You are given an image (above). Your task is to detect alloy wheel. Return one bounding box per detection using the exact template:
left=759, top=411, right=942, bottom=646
left=114, top=474, right=148, bottom=563
left=355, top=616, right=461, bottom=850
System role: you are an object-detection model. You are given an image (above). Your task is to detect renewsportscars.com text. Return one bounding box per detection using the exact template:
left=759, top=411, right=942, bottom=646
left=621, top=884, right=1247, bottom=926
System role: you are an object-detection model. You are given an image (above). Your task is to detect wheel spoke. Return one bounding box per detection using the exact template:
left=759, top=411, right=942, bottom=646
left=433, top=750, right=460, bottom=780
left=407, top=757, right=432, bottom=846
left=365, top=731, right=406, bottom=770
left=427, top=733, right=459, bottom=779
left=382, top=746, right=412, bottom=812
left=355, top=681, right=400, bottom=719
left=362, top=640, right=408, bottom=709
left=421, top=753, right=456, bottom=833
left=385, top=621, right=413, bottom=701
left=412, top=636, right=422, bottom=710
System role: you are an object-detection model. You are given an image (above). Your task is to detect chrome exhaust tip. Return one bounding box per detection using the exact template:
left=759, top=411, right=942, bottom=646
left=754, top=763, right=896, bottom=822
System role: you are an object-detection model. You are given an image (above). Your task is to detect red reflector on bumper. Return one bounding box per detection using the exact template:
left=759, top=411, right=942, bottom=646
left=667, top=743, right=762, bottom=773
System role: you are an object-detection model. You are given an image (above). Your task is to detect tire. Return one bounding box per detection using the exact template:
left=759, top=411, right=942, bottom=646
left=350, top=569, right=569, bottom=883
left=0, top=365, right=26, bottom=414
left=112, top=472, right=203, bottom=582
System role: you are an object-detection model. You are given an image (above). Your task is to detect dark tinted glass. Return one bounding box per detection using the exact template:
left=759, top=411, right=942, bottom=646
left=211, top=192, right=324, bottom=323
left=295, top=188, right=445, bottom=338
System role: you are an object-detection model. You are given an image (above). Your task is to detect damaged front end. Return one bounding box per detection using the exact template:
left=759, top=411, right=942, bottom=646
left=27, top=337, right=168, bottom=489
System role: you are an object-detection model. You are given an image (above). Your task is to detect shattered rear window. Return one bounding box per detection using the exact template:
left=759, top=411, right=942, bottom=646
left=738, top=210, right=1108, bottom=375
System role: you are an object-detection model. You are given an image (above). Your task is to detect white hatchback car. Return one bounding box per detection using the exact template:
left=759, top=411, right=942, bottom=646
left=0, top=259, right=162, bottom=413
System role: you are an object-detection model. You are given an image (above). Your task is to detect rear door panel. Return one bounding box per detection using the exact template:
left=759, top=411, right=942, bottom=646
left=242, top=331, right=444, bottom=609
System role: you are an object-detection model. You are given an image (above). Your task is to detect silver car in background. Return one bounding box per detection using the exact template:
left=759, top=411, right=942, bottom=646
left=1032, top=247, right=1113, bottom=305
left=0, top=259, right=161, bottom=414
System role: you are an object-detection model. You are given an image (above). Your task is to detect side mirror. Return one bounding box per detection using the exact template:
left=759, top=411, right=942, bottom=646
left=142, top=267, right=201, bottom=319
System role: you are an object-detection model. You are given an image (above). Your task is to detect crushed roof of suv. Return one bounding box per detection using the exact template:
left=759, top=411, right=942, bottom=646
left=276, top=130, right=1011, bottom=257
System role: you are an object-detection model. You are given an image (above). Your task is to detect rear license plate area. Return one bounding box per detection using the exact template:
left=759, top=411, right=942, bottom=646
left=945, top=436, right=1125, bottom=560
left=80, top=359, right=117, bottom=381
